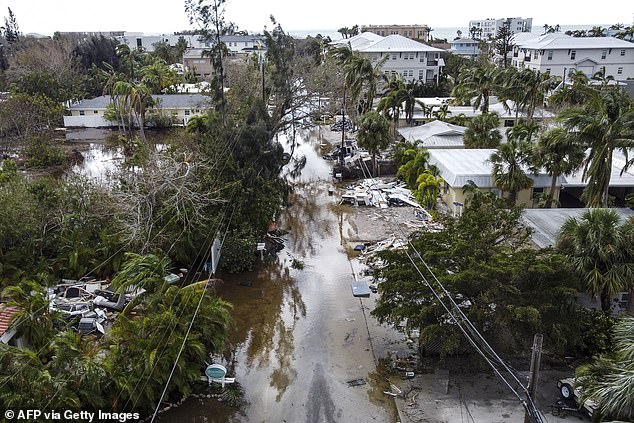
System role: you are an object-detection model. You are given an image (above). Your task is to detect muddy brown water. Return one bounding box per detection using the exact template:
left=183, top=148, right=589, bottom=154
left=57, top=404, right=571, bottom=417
left=63, top=127, right=409, bottom=422
left=154, top=127, right=410, bottom=422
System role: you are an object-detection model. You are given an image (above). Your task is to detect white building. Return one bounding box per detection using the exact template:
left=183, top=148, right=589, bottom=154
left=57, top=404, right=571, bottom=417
left=397, top=120, right=467, bottom=148
left=511, top=33, right=634, bottom=80
left=449, top=38, right=482, bottom=57
left=468, top=17, right=532, bottom=39
left=64, top=94, right=211, bottom=128
left=331, top=33, right=445, bottom=84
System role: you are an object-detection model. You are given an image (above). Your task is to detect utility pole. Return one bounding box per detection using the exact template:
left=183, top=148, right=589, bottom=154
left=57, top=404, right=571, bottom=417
left=340, top=85, right=346, bottom=164
left=524, top=333, right=543, bottom=423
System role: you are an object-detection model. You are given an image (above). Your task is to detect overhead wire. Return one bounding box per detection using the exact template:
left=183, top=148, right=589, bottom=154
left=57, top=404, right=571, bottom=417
left=355, top=156, right=544, bottom=422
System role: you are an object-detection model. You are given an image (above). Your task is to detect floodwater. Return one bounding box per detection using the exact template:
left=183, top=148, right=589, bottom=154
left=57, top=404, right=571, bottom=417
left=158, top=126, right=408, bottom=422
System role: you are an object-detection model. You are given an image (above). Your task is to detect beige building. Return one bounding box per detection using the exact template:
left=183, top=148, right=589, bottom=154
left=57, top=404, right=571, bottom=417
left=428, top=149, right=560, bottom=214
left=361, top=24, right=431, bottom=42
left=183, top=48, right=215, bottom=78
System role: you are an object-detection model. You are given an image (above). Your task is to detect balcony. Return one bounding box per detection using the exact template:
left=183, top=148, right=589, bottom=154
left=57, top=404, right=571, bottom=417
left=427, top=60, right=437, bottom=66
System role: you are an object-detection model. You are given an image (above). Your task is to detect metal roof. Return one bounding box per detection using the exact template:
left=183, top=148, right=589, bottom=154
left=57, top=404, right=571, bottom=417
left=522, top=208, right=634, bottom=248
left=68, top=94, right=211, bottom=110
left=562, top=150, right=634, bottom=188
left=428, top=149, right=554, bottom=188
left=360, top=35, right=444, bottom=53
left=398, top=120, right=466, bottom=148
left=517, top=33, right=634, bottom=50
left=329, top=32, right=384, bottom=50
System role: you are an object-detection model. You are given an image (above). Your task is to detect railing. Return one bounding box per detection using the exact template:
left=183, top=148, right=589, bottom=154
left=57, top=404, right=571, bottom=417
left=427, top=60, right=437, bottom=66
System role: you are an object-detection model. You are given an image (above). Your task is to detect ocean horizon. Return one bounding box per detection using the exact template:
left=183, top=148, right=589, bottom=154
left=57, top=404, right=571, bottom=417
left=288, top=24, right=617, bottom=41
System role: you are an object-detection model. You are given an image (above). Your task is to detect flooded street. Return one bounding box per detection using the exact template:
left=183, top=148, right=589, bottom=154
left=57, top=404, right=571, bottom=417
left=159, top=127, right=408, bottom=422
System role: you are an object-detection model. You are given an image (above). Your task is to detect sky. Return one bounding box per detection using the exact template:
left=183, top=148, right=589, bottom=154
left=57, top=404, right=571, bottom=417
left=3, top=0, right=633, bottom=36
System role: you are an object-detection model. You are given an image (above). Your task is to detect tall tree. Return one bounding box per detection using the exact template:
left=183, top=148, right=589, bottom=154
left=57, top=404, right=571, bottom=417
left=557, top=210, right=634, bottom=312
left=463, top=112, right=501, bottom=148
left=558, top=87, right=634, bottom=207
left=185, top=0, right=230, bottom=121
left=356, top=111, right=391, bottom=176
left=490, top=125, right=536, bottom=204
left=533, top=127, right=585, bottom=208
left=494, top=20, right=514, bottom=68
left=452, top=64, right=498, bottom=113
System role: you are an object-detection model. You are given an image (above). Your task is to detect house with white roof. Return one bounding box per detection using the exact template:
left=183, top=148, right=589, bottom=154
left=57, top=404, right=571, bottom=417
left=511, top=33, right=634, bottom=80
left=64, top=94, right=211, bottom=128
left=331, top=33, right=445, bottom=84
left=449, top=39, right=482, bottom=57
left=428, top=149, right=559, bottom=213
left=403, top=97, right=554, bottom=128
left=397, top=120, right=467, bottom=148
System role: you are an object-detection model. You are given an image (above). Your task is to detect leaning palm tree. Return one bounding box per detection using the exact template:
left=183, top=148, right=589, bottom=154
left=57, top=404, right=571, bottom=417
left=489, top=129, right=535, bottom=204
left=533, top=127, right=585, bottom=208
left=452, top=64, right=499, bottom=113
left=576, top=317, right=634, bottom=421
left=112, top=81, right=153, bottom=143
left=558, top=87, right=634, bottom=207
left=556, top=210, right=634, bottom=312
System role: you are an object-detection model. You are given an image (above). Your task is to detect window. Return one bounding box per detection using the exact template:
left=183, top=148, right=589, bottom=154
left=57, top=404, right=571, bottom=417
left=504, top=119, right=514, bottom=127
left=419, top=69, right=424, bottom=80
left=601, top=50, right=607, bottom=59
left=93, top=110, right=99, bottom=114
left=618, top=67, right=623, bottom=75
left=184, top=110, right=190, bottom=115
left=392, top=53, right=397, bottom=60
left=547, top=50, right=553, bottom=60
left=532, top=187, right=544, bottom=201
left=545, top=68, right=551, bottom=74
left=621, top=49, right=626, bottom=56
left=408, top=70, right=413, bottom=77
left=79, top=110, right=85, bottom=116
left=570, top=50, right=576, bottom=60
left=443, top=182, right=449, bottom=194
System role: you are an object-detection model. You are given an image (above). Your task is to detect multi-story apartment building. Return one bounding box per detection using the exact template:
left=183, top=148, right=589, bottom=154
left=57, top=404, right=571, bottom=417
left=331, top=33, right=445, bottom=83
left=511, top=33, right=634, bottom=80
left=360, top=24, right=431, bottom=42
left=468, top=17, right=532, bottom=39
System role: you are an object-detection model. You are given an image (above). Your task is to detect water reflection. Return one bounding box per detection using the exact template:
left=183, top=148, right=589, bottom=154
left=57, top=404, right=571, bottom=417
left=218, top=258, right=306, bottom=403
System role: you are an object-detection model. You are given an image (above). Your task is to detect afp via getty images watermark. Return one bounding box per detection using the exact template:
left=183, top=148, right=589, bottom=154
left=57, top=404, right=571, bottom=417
left=4, top=409, right=140, bottom=422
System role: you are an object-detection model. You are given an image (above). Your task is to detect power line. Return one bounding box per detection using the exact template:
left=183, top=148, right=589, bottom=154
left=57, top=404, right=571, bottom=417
left=354, top=158, right=544, bottom=422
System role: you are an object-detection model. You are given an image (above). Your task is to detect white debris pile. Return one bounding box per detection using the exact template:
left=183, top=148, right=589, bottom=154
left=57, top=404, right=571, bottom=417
left=340, top=179, right=429, bottom=211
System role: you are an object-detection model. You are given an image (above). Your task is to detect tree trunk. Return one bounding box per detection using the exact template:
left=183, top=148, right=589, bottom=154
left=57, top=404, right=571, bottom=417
left=601, top=150, right=613, bottom=207
left=627, top=287, right=634, bottom=316
left=546, top=173, right=558, bottom=208
left=509, top=190, right=518, bottom=205
left=601, top=289, right=612, bottom=313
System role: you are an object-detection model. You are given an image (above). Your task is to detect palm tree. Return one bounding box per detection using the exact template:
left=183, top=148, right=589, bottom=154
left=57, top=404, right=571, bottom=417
left=357, top=111, right=391, bottom=176
left=112, top=81, right=153, bottom=143
left=557, top=210, right=634, bottom=312
left=558, top=87, right=634, bottom=207
left=503, top=68, right=559, bottom=123
left=576, top=317, right=634, bottom=421
left=414, top=171, right=443, bottom=210
left=377, top=77, right=406, bottom=134
left=533, top=127, right=585, bottom=208
left=588, top=26, right=607, bottom=37
left=397, top=148, right=430, bottom=188
left=464, top=112, right=501, bottom=148
left=489, top=129, right=535, bottom=204
left=452, top=65, right=499, bottom=113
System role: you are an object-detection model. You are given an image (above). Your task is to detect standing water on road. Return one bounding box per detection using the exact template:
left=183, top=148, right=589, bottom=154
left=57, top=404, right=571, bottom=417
left=159, top=127, right=409, bottom=422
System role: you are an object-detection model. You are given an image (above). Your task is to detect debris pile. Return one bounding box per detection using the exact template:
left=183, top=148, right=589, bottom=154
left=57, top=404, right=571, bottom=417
left=330, top=119, right=353, bottom=132
left=47, top=274, right=178, bottom=336
left=340, top=179, right=428, bottom=211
